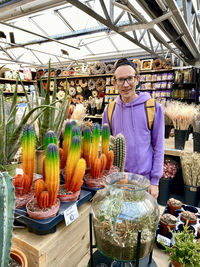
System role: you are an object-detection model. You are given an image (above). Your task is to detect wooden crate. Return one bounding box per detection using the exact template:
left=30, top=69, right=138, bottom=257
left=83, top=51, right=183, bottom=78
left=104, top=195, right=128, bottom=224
left=12, top=202, right=91, bottom=267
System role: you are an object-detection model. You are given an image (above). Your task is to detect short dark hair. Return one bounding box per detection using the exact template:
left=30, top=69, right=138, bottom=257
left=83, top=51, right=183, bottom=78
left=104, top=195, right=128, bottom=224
left=114, top=58, right=137, bottom=74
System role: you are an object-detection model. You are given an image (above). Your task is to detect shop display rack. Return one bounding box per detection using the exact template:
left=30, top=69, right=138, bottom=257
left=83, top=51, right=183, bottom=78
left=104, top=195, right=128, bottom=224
left=14, top=189, right=92, bottom=235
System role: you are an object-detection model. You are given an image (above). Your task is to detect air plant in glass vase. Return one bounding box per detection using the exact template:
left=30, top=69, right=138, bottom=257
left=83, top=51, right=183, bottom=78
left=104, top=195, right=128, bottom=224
left=165, top=101, right=197, bottom=150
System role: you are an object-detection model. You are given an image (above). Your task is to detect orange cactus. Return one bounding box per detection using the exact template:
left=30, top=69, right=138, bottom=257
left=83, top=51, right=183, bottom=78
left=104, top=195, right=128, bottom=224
left=100, top=153, right=107, bottom=175
left=69, top=158, right=86, bottom=192
left=13, top=173, right=30, bottom=195
left=65, top=136, right=81, bottom=190
left=35, top=179, right=46, bottom=203
left=91, top=158, right=101, bottom=178
left=106, top=150, right=114, bottom=171
left=38, top=191, right=49, bottom=209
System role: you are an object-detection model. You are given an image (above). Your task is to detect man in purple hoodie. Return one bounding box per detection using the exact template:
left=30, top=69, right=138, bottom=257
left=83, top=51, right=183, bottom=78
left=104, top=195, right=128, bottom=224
left=102, top=58, right=164, bottom=199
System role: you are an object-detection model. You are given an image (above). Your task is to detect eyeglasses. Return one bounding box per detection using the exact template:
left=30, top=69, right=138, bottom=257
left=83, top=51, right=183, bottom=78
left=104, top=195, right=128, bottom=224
left=114, top=76, right=137, bottom=85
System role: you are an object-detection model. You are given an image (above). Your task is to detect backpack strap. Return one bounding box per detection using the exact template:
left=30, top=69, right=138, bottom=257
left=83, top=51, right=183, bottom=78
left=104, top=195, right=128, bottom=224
left=107, top=100, right=116, bottom=134
left=145, top=98, right=156, bottom=131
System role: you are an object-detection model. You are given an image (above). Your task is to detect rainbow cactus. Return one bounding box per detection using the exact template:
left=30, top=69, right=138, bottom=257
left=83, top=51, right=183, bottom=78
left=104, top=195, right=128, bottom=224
left=65, top=136, right=86, bottom=192
left=101, top=123, right=110, bottom=155
left=44, top=130, right=58, bottom=151
left=42, top=130, right=58, bottom=180
left=35, top=143, right=60, bottom=208
left=82, top=126, right=92, bottom=168
left=60, top=120, right=77, bottom=169
left=90, top=123, right=101, bottom=165
left=13, top=125, right=35, bottom=194
left=113, top=133, right=126, bottom=172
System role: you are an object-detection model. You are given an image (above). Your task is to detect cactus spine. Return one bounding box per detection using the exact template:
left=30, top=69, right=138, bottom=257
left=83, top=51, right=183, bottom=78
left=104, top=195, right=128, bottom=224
left=0, top=172, right=15, bottom=267
left=113, top=133, right=126, bottom=172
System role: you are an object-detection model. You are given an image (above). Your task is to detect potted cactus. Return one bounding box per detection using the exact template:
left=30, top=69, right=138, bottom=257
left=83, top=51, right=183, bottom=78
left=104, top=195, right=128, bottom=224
left=0, top=79, right=54, bottom=176
left=34, top=60, right=70, bottom=174
left=26, top=143, right=60, bottom=219
left=0, top=171, right=28, bottom=267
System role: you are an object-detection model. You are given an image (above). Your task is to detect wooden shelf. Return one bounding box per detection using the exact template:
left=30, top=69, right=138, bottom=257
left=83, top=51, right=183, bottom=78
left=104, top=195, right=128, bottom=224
left=0, top=78, right=36, bottom=83
left=164, top=137, right=193, bottom=156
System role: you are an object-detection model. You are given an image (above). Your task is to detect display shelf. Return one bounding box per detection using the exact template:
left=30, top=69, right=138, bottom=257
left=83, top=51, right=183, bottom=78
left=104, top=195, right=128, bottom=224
left=0, top=77, right=37, bottom=83
left=164, top=137, right=193, bottom=156
left=14, top=189, right=92, bottom=235
left=12, top=201, right=92, bottom=267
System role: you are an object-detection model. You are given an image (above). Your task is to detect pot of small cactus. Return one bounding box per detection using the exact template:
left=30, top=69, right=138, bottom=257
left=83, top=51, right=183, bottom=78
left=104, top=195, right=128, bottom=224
left=83, top=123, right=118, bottom=188
left=26, top=143, right=60, bottom=219
left=58, top=134, right=86, bottom=202
left=0, top=171, right=28, bottom=267
left=13, top=125, right=36, bottom=208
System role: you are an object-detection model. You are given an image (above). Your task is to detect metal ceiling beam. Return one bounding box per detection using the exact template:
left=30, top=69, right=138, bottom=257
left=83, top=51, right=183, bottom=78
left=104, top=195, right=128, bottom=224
left=136, top=0, right=200, bottom=63
left=0, top=20, right=80, bottom=50
left=66, top=0, right=181, bottom=64
left=118, top=0, right=187, bottom=64
left=165, top=0, right=199, bottom=58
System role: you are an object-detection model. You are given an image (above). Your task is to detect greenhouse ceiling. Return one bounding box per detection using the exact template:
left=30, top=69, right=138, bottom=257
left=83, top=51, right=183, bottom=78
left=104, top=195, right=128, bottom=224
left=0, top=0, right=199, bottom=69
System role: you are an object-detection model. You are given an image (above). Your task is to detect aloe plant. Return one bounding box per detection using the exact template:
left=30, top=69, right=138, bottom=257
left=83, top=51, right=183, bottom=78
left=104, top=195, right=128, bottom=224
left=0, top=80, right=57, bottom=168
left=35, top=60, right=70, bottom=150
left=0, top=172, right=15, bottom=267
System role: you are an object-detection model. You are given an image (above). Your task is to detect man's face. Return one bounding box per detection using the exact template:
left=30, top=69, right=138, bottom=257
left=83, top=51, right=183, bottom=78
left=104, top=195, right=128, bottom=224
left=113, top=65, right=139, bottom=103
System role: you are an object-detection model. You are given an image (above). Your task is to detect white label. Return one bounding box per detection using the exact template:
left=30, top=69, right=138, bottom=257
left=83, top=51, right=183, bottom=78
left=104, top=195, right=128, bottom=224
left=64, top=203, right=79, bottom=226
left=157, top=234, right=171, bottom=247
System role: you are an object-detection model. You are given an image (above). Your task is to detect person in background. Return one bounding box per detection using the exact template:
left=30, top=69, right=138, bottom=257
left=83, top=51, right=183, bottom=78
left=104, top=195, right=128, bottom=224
left=102, top=58, right=164, bottom=199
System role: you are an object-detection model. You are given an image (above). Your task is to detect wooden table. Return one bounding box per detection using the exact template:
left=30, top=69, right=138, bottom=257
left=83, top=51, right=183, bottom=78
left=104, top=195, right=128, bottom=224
left=12, top=202, right=92, bottom=267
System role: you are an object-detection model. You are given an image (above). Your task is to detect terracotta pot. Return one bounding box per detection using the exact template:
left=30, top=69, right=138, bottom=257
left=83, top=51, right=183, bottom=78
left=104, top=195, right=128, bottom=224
left=26, top=198, right=60, bottom=219
left=10, top=248, right=28, bottom=267
left=57, top=184, right=80, bottom=202
left=160, top=220, right=176, bottom=236
left=167, top=201, right=182, bottom=215
left=171, top=259, right=186, bottom=267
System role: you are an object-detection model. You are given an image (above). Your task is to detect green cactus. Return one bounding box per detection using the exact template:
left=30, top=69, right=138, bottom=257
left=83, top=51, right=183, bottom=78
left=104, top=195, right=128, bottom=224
left=113, top=133, right=126, bottom=172
left=0, top=172, right=15, bottom=267
left=109, top=135, right=116, bottom=151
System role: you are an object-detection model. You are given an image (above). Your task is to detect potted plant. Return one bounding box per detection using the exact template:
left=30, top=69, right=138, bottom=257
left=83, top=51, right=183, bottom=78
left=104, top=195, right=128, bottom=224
left=165, top=101, right=197, bottom=150
left=160, top=223, right=200, bottom=267
left=33, top=60, right=70, bottom=173
left=0, top=171, right=28, bottom=267
left=180, top=151, right=200, bottom=206
left=0, top=79, right=53, bottom=176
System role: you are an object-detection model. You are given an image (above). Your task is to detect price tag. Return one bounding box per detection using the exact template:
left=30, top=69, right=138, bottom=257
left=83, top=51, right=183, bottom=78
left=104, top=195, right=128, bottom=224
left=64, top=203, right=79, bottom=226
left=157, top=234, right=171, bottom=247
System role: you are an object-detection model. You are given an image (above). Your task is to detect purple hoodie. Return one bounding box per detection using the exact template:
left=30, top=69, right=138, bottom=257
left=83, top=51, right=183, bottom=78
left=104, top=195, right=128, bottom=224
left=102, top=92, right=164, bottom=186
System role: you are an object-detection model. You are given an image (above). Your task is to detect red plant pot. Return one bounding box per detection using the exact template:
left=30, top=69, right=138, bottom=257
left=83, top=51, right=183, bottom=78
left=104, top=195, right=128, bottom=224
left=26, top=198, right=60, bottom=220
left=160, top=220, right=176, bottom=236
left=57, top=184, right=80, bottom=202
left=15, top=191, right=34, bottom=209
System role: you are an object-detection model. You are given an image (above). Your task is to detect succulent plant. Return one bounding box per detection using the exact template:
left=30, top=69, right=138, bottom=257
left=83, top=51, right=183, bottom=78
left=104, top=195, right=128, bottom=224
left=0, top=83, right=51, bottom=170
left=113, top=133, right=126, bottom=172
left=0, top=172, right=15, bottom=267
left=35, top=60, right=70, bottom=150
left=82, top=126, right=92, bottom=168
